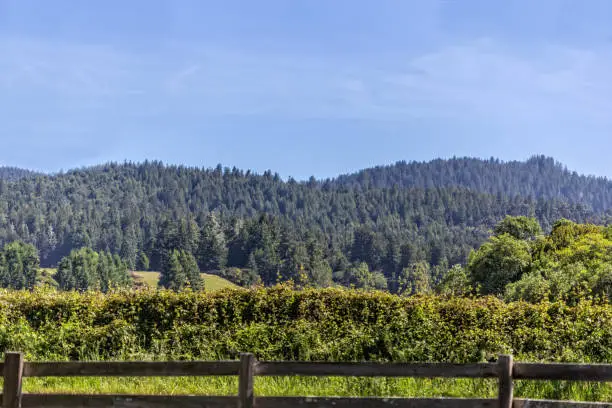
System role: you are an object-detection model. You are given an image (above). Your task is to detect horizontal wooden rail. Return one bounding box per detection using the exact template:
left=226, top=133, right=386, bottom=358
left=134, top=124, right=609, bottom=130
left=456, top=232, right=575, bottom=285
left=513, top=363, right=612, bottom=382
left=255, top=397, right=498, bottom=408
left=513, top=400, right=612, bottom=408
left=255, top=361, right=499, bottom=378
left=20, top=394, right=237, bottom=408
left=23, top=361, right=240, bottom=377
left=2, top=352, right=611, bottom=408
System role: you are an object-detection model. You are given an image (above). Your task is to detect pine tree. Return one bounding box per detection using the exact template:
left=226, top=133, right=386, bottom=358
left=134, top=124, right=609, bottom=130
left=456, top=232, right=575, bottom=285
left=198, top=213, right=228, bottom=272
left=398, top=262, right=432, bottom=295
left=54, top=248, right=130, bottom=292
left=137, top=251, right=150, bottom=271
left=180, top=250, right=203, bottom=291
left=120, top=226, right=138, bottom=270
left=0, top=242, right=40, bottom=289
left=159, top=249, right=187, bottom=291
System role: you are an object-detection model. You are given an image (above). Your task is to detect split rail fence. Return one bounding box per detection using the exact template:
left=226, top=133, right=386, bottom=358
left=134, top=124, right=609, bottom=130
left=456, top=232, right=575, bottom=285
left=1, top=352, right=611, bottom=407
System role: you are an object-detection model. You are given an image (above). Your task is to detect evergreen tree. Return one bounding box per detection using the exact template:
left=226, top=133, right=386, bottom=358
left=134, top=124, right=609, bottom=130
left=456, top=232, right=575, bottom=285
left=137, top=251, right=150, bottom=271
left=198, top=213, right=228, bottom=271
left=120, top=226, right=138, bottom=269
left=159, top=249, right=201, bottom=291
left=54, top=248, right=131, bottom=292
left=397, top=262, right=432, bottom=295
left=159, top=249, right=187, bottom=291
left=0, top=241, right=40, bottom=289
left=180, top=250, right=203, bottom=290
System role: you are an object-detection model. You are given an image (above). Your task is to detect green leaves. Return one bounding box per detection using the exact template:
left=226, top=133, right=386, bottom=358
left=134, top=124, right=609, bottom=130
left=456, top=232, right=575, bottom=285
left=468, top=234, right=532, bottom=295
left=471, top=218, right=612, bottom=303
left=0, top=288, right=609, bottom=364
left=494, top=216, right=542, bottom=240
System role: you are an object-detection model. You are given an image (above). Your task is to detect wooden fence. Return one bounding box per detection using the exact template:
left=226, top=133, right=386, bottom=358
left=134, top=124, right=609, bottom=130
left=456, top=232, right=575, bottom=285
left=1, top=352, right=610, bottom=407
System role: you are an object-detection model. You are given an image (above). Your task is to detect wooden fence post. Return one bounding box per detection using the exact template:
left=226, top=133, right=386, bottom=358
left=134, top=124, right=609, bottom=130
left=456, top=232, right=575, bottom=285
left=498, top=354, right=513, bottom=408
left=239, top=353, right=255, bottom=408
left=3, top=352, right=24, bottom=408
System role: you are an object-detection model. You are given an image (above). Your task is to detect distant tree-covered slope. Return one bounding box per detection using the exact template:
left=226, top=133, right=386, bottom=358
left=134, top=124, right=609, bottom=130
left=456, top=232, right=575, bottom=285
left=0, top=159, right=607, bottom=286
left=0, top=166, right=39, bottom=181
left=333, top=156, right=612, bottom=211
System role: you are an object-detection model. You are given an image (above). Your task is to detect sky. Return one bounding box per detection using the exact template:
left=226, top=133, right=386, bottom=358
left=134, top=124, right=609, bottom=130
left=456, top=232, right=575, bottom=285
left=1, top=0, right=612, bottom=179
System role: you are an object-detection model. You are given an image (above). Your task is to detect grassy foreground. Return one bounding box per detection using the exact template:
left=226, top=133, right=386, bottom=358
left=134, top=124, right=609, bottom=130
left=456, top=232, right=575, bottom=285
left=15, top=377, right=610, bottom=401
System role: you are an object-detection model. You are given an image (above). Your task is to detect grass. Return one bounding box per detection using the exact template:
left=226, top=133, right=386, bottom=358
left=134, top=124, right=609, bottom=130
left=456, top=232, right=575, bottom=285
left=16, top=377, right=611, bottom=402
left=41, top=268, right=238, bottom=291
left=131, top=271, right=238, bottom=291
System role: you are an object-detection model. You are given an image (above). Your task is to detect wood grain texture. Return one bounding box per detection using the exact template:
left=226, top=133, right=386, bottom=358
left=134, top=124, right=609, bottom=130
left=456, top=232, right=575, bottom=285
left=2, top=352, right=24, bottom=408
left=20, top=394, right=237, bottom=408
left=498, top=355, right=514, bottom=408
left=23, top=361, right=241, bottom=377
left=255, top=362, right=498, bottom=378
left=239, top=353, right=255, bottom=408
left=513, top=399, right=612, bottom=408
left=513, top=363, right=612, bottom=381
left=255, top=397, right=497, bottom=408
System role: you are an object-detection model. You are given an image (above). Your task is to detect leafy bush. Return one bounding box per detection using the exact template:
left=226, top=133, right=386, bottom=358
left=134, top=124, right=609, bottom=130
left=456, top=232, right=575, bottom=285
left=0, top=286, right=609, bottom=364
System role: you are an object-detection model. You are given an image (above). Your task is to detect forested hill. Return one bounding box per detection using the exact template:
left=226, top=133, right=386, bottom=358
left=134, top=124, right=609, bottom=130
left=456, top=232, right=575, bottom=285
left=0, top=159, right=609, bottom=286
left=0, top=167, right=39, bottom=181
left=333, top=156, right=612, bottom=211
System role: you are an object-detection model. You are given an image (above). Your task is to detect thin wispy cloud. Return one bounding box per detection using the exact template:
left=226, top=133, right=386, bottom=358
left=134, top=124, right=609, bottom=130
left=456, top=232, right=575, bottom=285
left=2, top=35, right=612, bottom=127
left=1, top=0, right=611, bottom=176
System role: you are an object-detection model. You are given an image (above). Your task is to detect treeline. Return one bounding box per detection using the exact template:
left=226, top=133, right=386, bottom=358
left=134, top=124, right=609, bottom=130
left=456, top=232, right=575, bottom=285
left=0, top=166, right=38, bottom=182
left=1, top=216, right=610, bottom=303
left=0, top=242, right=131, bottom=292
left=0, top=160, right=607, bottom=282
left=335, top=155, right=612, bottom=211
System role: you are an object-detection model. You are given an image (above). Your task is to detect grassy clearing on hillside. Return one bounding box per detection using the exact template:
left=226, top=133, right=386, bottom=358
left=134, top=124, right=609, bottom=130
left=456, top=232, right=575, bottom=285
left=41, top=268, right=238, bottom=291
left=131, top=271, right=238, bottom=290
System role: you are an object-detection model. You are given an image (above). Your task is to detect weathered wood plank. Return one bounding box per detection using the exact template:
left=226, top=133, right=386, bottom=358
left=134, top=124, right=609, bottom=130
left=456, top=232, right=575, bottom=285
left=3, top=352, right=24, bottom=408
left=498, top=355, right=514, bottom=408
left=513, top=363, right=612, bottom=382
left=23, top=361, right=241, bottom=377
left=255, top=397, right=498, bottom=408
left=255, top=361, right=498, bottom=378
left=239, top=353, right=255, bottom=408
left=20, top=394, right=237, bottom=408
left=513, top=399, right=612, bottom=408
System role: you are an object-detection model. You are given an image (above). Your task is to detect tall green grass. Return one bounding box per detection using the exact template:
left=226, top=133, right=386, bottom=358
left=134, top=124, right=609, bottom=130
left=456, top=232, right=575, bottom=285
left=15, top=377, right=611, bottom=402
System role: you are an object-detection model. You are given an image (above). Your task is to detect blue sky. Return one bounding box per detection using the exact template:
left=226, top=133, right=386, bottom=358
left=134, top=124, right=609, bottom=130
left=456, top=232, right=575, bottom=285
left=1, top=0, right=611, bottom=179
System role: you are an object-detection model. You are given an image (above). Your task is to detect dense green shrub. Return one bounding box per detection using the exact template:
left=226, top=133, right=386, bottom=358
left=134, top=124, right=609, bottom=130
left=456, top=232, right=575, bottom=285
left=0, top=286, right=609, bottom=364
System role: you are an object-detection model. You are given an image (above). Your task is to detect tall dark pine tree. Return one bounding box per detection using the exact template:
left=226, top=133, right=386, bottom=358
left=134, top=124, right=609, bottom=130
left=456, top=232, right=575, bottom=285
left=0, top=241, right=40, bottom=289
left=120, top=226, right=138, bottom=270
left=180, top=250, right=203, bottom=291
left=137, top=251, right=150, bottom=271
left=198, top=213, right=228, bottom=272
left=54, top=248, right=131, bottom=292
left=159, top=249, right=186, bottom=291
left=159, top=249, right=202, bottom=291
